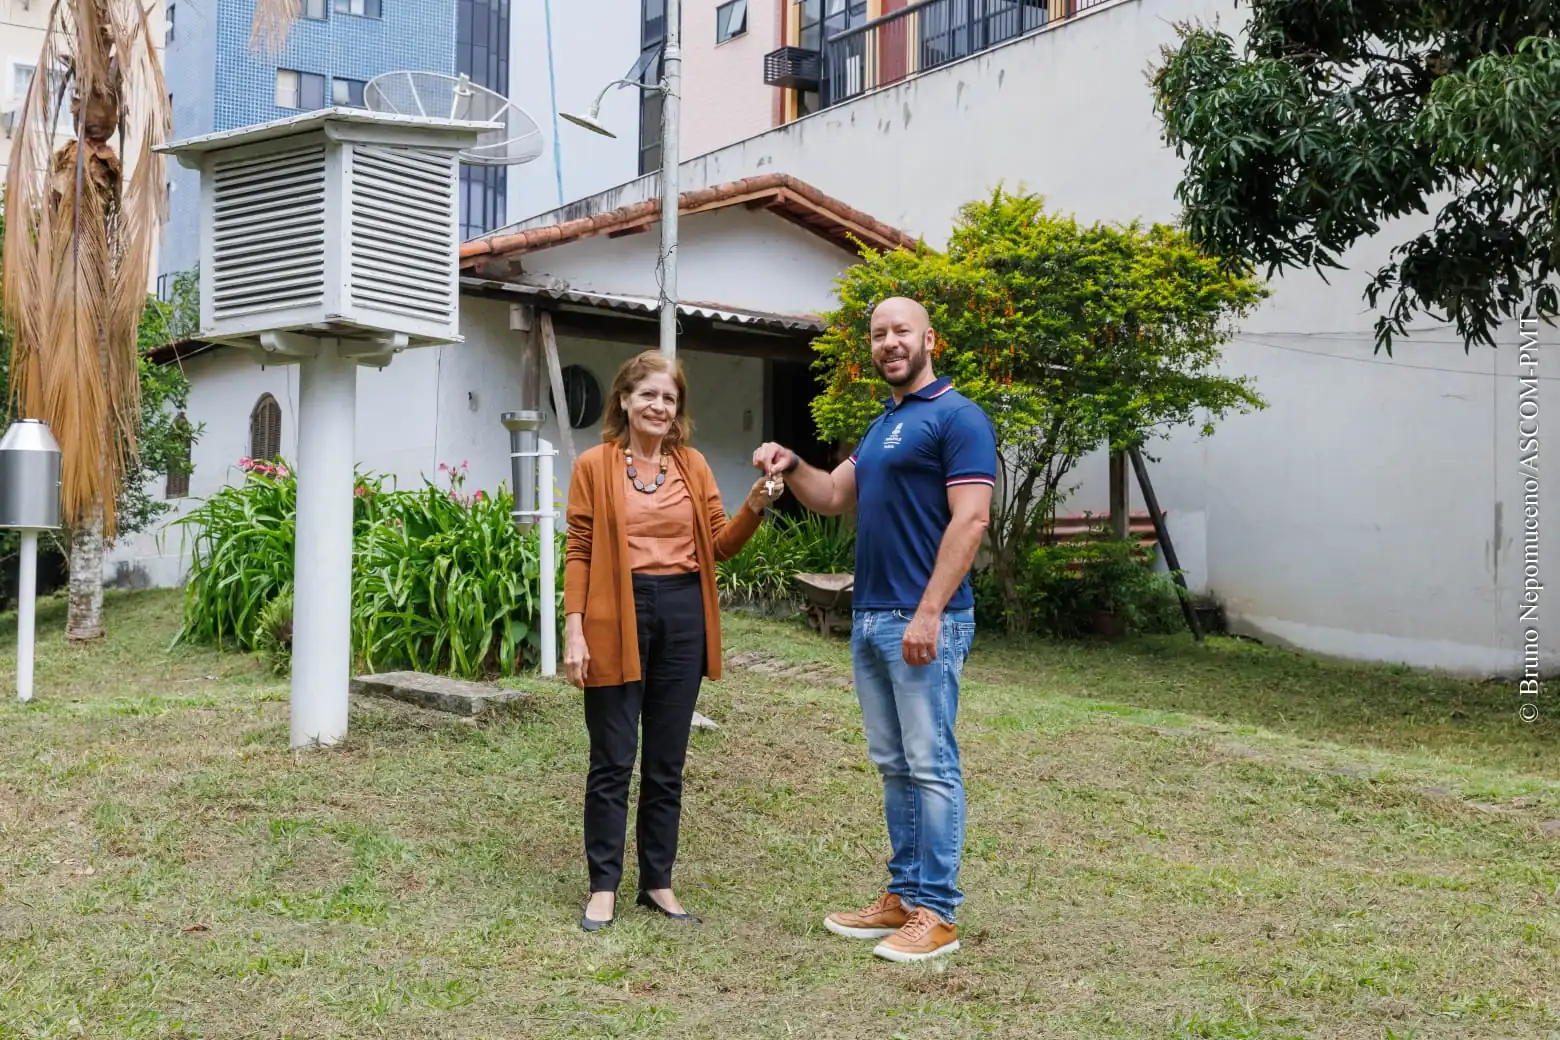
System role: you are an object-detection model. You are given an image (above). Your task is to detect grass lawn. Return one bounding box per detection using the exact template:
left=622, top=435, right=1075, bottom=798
left=1, top=589, right=1558, bottom=1039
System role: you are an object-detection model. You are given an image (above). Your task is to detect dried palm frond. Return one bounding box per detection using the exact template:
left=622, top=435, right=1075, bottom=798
left=250, top=0, right=302, bottom=55
left=2, top=0, right=170, bottom=539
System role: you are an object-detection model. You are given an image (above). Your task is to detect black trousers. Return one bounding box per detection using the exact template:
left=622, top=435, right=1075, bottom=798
left=583, top=572, right=707, bottom=894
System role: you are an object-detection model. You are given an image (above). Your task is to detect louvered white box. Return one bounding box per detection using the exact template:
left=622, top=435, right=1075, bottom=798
left=162, top=109, right=498, bottom=353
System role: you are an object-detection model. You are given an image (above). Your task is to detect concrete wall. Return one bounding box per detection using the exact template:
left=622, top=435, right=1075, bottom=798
left=107, top=299, right=769, bottom=588
left=681, top=0, right=784, bottom=158
left=504, top=0, right=1560, bottom=675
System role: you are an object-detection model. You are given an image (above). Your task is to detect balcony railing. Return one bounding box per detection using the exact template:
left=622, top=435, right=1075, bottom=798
left=782, top=0, right=1112, bottom=108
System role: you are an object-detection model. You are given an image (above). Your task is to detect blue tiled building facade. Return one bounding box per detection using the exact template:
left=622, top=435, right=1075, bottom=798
left=160, top=0, right=509, bottom=284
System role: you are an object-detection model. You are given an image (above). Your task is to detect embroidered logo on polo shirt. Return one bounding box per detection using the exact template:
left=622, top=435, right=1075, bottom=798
left=883, top=422, right=904, bottom=449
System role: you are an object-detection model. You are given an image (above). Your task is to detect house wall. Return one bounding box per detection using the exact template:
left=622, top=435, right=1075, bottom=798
left=681, top=0, right=784, bottom=158
left=519, top=206, right=846, bottom=316
left=503, top=0, right=1560, bottom=675
left=106, top=301, right=769, bottom=588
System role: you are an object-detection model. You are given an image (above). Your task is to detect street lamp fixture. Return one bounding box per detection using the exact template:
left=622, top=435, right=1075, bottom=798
left=560, top=4, right=681, bottom=361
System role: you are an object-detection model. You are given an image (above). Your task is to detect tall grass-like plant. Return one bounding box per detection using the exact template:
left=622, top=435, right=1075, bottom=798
left=173, top=459, right=562, bottom=679
left=171, top=459, right=299, bottom=651
left=353, top=464, right=564, bottom=678
left=717, top=511, right=855, bottom=607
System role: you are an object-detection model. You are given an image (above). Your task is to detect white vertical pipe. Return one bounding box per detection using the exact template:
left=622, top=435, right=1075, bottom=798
left=658, top=0, right=680, bottom=360
left=539, top=437, right=556, bottom=677
left=16, top=530, right=36, bottom=703
left=291, top=341, right=357, bottom=748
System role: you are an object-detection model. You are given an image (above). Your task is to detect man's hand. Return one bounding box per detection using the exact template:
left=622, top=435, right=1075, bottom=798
left=902, top=608, right=940, bottom=667
left=752, top=442, right=796, bottom=477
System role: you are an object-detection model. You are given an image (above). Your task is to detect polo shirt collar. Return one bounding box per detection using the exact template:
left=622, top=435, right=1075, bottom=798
left=882, top=376, right=952, bottom=409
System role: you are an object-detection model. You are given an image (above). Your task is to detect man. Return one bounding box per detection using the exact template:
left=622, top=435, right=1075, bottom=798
left=753, top=296, right=996, bottom=963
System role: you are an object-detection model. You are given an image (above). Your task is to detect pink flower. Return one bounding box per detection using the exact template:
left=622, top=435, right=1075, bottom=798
left=275, top=466, right=290, bottom=479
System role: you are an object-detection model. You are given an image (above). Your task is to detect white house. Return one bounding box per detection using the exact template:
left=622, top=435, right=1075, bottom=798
left=113, top=174, right=916, bottom=589
left=114, top=0, right=1560, bottom=680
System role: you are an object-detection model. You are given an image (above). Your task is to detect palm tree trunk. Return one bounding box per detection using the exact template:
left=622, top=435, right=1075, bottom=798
left=67, top=501, right=105, bottom=641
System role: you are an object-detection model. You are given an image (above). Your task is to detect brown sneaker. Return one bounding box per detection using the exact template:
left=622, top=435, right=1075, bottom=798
left=872, top=907, right=960, bottom=963
left=823, top=890, right=910, bottom=939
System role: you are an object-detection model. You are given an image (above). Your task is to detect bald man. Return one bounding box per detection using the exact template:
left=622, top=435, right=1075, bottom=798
left=752, top=297, right=997, bottom=963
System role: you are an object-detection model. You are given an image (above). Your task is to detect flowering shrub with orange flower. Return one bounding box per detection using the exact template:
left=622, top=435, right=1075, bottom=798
left=811, top=188, right=1269, bottom=631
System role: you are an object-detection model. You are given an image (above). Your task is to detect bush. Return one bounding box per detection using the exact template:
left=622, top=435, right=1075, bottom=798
left=717, top=511, right=855, bottom=608
left=173, top=459, right=564, bottom=679
left=354, top=464, right=563, bottom=677
left=254, top=592, right=293, bottom=676
left=976, top=535, right=1187, bottom=638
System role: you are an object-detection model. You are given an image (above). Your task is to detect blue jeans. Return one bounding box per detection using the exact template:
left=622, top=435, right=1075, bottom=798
left=850, top=607, right=975, bottom=924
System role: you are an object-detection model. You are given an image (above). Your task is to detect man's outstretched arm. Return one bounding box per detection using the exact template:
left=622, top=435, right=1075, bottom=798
left=752, top=442, right=856, bottom=517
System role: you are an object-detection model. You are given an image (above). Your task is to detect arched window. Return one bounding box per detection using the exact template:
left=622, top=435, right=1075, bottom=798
left=250, top=394, right=282, bottom=462
left=164, top=412, right=192, bottom=499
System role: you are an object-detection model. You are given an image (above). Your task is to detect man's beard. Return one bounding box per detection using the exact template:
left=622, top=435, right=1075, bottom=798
left=873, top=343, right=929, bottom=387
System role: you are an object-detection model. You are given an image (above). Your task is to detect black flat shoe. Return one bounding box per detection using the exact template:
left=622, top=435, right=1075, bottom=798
left=580, top=905, right=614, bottom=932
left=637, top=890, right=702, bottom=923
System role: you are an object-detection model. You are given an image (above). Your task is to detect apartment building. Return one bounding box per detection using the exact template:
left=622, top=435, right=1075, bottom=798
left=0, top=0, right=167, bottom=187
left=157, top=0, right=495, bottom=285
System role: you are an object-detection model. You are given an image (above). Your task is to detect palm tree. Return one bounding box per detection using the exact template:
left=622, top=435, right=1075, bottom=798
left=1, top=0, right=169, bottom=640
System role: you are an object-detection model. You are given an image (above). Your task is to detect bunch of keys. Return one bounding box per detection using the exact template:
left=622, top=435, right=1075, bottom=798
left=764, top=476, right=781, bottom=499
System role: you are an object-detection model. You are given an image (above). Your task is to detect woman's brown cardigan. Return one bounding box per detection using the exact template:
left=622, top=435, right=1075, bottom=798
left=564, top=442, right=763, bottom=688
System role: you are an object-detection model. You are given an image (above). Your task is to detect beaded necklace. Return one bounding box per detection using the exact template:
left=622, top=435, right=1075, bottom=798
left=625, top=448, right=668, bottom=494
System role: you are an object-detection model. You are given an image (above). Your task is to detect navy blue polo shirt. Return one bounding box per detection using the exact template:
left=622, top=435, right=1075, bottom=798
left=849, top=377, right=998, bottom=612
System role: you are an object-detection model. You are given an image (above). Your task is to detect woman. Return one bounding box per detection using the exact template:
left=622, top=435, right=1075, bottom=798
left=563, top=350, right=781, bottom=932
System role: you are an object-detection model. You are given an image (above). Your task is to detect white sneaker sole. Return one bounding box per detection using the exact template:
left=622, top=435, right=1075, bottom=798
left=823, top=917, right=899, bottom=939
left=872, top=938, right=961, bottom=963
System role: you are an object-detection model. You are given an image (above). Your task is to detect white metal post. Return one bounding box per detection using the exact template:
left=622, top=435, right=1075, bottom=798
left=659, top=0, right=680, bottom=360
left=538, top=437, right=556, bottom=677
left=290, top=342, right=357, bottom=748
left=16, top=530, right=36, bottom=703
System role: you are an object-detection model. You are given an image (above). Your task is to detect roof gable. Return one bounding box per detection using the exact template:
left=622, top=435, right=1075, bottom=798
left=460, top=173, right=921, bottom=267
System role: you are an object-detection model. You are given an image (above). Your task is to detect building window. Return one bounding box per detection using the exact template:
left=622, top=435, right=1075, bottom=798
left=457, top=0, right=510, bottom=237
left=638, top=0, right=666, bottom=174
left=276, top=69, right=326, bottom=110
left=332, top=78, right=366, bottom=107
left=305, top=0, right=327, bottom=19
left=334, top=0, right=382, bottom=18
left=165, top=414, right=192, bottom=499
left=250, top=395, right=282, bottom=462
left=716, top=0, right=746, bottom=43
left=12, top=64, right=34, bottom=102
left=165, top=3, right=175, bottom=43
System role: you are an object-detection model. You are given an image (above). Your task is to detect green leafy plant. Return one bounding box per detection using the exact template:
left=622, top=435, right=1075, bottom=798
left=171, top=458, right=298, bottom=651
left=976, top=532, right=1187, bottom=638
left=173, top=458, right=562, bottom=680
left=717, top=511, right=855, bottom=608
left=812, top=188, right=1266, bottom=633
left=254, top=592, right=293, bottom=676
left=353, top=462, right=564, bottom=678
left=1150, top=2, right=1560, bottom=353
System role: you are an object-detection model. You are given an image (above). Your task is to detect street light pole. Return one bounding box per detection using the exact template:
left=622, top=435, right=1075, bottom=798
left=658, top=0, right=680, bottom=361
left=559, top=4, right=680, bottom=359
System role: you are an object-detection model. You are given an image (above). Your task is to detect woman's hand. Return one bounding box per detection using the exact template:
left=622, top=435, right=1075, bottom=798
left=745, top=474, right=785, bottom=515
left=564, top=614, right=590, bottom=689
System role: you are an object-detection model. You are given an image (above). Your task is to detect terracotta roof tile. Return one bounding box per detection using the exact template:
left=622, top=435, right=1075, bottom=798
left=459, top=173, right=922, bottom=264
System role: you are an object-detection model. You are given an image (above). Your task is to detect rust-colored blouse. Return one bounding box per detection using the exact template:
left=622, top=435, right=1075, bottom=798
left=565, top=442, right=762, bottom=687
left=623, top=455, right=699, bottom=574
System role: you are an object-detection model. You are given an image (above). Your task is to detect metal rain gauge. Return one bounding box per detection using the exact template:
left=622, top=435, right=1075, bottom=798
left=158, top=107, right=500, bottom=748
left=0, top=420, right=62, bottom=702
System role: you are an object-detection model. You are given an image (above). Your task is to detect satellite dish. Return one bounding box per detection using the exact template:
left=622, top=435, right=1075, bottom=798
left=364, top=71, right=544, bottom=166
